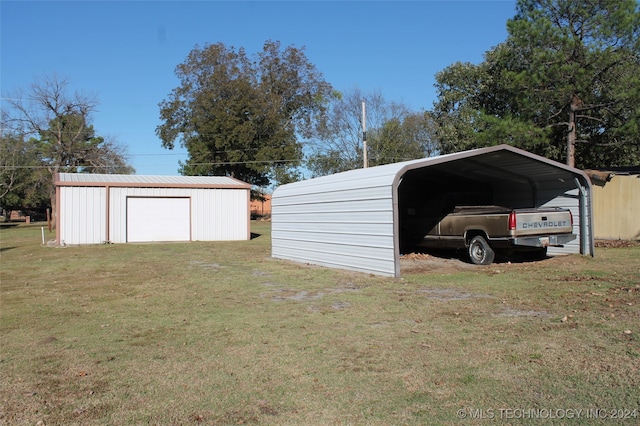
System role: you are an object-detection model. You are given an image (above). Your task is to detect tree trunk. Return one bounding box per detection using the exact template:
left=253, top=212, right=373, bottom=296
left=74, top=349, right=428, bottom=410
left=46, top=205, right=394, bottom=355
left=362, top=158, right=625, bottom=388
left=567, top=95, right=581, bottom=168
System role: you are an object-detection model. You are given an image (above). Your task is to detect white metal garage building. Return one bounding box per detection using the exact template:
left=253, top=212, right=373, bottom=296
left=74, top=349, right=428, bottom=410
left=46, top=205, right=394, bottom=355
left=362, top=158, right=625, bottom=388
left=272, top=145, right=594, bottom=277
left=55, top=173, right=251, bottom=245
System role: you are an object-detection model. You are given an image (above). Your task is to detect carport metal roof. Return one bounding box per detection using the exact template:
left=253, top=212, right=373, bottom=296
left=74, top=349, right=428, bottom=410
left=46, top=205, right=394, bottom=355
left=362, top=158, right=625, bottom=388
left=272, top=145, right=593, bottom=277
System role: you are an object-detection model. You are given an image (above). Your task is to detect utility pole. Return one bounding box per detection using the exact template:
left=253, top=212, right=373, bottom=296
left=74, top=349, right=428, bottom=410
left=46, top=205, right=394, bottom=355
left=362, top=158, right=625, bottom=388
left=362, top=101, right=368, bottom=168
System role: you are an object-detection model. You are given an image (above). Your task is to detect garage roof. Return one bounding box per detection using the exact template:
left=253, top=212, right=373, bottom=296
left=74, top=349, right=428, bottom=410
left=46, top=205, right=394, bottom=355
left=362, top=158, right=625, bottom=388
left=56, top=173, right=251, bottom=189
left=272, top=144, right=593, bottom=277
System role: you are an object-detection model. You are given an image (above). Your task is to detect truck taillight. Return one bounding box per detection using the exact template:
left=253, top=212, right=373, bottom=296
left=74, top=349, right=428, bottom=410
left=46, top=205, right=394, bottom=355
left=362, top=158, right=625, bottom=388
left=509, top=211, right=517, bottom=231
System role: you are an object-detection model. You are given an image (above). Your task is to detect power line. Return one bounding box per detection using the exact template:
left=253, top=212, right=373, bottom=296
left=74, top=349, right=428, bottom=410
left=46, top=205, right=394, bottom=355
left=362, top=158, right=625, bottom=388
left=128, top=153, right=189, bottom=157
left=0, top=158, right=302, bottom=170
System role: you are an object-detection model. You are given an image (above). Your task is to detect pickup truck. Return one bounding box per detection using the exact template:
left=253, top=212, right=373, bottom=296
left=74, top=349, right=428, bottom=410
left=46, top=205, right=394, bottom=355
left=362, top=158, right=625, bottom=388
left=417, top=206, right=576, bottom=265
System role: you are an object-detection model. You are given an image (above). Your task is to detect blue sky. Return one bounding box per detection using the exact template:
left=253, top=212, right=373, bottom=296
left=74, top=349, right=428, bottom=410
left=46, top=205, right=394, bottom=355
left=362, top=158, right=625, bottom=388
left=2, top=0, right=517, bottom=176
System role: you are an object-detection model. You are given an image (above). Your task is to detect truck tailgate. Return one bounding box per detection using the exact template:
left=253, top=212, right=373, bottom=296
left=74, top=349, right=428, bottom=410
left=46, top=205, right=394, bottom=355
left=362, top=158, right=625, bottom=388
left=513, top=209, right=573, bottom=236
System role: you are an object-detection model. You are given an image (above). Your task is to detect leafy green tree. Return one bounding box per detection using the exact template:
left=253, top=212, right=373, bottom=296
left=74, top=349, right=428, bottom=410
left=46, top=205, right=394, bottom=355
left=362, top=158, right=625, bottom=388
left=157, top=40, right=334, bottom=186
left=368, top=118, right=423, bottom=166
left=0, top=133, right=48, bottom=212
left=433, top=0, right=640, bottom=168
left=2, top=75, right=133, bottom=222
left=397, top=111, right=440, bottom=158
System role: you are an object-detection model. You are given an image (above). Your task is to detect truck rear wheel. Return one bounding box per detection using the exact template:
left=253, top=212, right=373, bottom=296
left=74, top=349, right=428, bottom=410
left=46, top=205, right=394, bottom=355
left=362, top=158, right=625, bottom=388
left=468, top=235, right=495, bottom=265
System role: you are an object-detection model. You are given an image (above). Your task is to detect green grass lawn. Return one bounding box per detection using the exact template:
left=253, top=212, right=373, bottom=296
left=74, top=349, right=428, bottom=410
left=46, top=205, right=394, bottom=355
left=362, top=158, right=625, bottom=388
left=1, top=222, right=639, bottom=425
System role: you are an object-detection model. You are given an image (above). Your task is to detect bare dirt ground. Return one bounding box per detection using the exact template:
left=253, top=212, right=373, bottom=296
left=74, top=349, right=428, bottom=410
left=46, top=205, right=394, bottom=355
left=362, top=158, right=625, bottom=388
left=594, top=239, right=640, bottom=248
left=400, top=252, right=478, bottom=274
left=400, top=240, right=639, bottom=274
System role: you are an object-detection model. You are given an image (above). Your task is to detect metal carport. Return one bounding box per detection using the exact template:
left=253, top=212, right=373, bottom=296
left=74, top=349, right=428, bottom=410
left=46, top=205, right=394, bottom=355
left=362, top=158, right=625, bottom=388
left=272, top=145, right=593, bottom=277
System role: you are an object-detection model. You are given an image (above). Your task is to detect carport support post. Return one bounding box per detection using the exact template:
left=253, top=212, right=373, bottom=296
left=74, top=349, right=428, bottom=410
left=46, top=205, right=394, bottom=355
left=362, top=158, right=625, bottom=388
left=574, top=177, right=589, bottom=255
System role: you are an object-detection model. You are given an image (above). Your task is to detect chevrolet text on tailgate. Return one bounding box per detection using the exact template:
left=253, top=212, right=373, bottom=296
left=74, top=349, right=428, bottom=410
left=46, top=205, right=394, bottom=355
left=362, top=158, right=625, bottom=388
left=418, top=206, right=576, bottom=265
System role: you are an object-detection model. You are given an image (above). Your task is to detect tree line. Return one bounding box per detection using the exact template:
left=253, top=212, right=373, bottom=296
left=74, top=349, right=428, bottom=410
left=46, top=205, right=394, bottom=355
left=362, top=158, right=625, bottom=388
left=2, top=0, right=639, bottom=216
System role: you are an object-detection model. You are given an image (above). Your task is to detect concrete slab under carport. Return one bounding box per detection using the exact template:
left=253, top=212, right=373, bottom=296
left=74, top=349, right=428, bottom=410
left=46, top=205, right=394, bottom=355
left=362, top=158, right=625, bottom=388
left=272, top=145, right=594, bottom=277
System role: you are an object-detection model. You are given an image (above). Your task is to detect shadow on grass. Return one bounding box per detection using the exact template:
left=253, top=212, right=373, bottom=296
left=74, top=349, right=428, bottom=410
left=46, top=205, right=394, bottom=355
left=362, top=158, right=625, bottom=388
left=250, top=232, right=262, bottom=240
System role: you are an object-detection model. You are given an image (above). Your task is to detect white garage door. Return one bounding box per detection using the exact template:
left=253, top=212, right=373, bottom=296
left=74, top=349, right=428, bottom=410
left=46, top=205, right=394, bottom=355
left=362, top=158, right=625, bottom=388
left=127, top=197, right=191, bottom=242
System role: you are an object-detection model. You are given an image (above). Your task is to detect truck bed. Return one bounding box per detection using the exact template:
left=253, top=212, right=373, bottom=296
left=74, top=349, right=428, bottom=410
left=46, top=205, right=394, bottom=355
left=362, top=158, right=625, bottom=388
left=416, top=205, right=576, bottom=264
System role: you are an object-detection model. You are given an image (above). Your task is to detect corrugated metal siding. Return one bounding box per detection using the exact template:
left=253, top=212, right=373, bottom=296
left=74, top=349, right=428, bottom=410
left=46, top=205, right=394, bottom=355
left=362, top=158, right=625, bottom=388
left=272, top=168, right=399, bottom=277
left=538, top=186, right=582, bottom=256
left=191, top=188, right=249, bottom=241
left=592, top=175, right=640, bottom=240
left=59, top=187, right=106, bottom=244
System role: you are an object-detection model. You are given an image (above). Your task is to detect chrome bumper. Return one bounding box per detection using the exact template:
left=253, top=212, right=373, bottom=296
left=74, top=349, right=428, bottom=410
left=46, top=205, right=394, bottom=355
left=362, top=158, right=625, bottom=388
left=513, top=234, right=577, bottom=248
